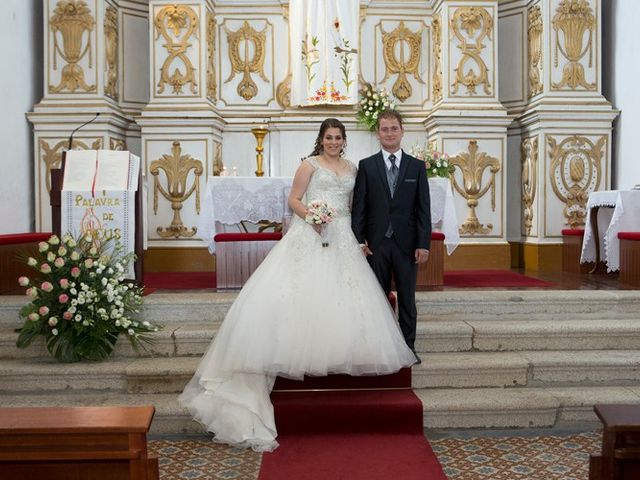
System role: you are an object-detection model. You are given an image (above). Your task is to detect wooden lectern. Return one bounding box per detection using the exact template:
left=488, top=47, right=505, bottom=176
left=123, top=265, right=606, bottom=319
left=50, top=151, right=145, bottom=282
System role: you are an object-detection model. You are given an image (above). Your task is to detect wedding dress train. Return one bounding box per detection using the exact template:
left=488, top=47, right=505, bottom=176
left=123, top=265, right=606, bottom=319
left=179, top=157, right=416, bottom=451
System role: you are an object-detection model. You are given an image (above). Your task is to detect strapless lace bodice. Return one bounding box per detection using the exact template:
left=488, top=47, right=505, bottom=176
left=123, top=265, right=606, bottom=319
left=304, top=156, right=356, bottom=218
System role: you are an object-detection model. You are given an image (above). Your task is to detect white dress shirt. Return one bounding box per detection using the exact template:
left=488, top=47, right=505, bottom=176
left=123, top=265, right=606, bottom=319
left=382, top=149, right=403, bottom=171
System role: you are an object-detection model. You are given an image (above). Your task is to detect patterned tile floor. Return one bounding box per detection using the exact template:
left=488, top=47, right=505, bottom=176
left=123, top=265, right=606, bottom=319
left=149, top=429, right=602, bottom=479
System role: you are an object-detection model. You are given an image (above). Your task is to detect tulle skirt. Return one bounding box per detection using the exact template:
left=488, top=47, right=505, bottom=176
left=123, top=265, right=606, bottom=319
left=179, top=215, right=416, bottom=451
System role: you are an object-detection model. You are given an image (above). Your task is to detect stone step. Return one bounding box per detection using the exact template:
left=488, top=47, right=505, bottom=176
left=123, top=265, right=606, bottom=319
left=417, top=386, right=640, bottom=429
left=5, top=316, right=639, bottom=360
left=3, top=291, right=640, bottom=328
left=4, top=350, right=640, bottom=395
left=1, top=385, right=638, bottom=433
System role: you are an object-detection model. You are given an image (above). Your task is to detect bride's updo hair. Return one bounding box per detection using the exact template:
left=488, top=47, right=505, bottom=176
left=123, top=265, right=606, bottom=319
left=309, top=118, right=347, bottom=157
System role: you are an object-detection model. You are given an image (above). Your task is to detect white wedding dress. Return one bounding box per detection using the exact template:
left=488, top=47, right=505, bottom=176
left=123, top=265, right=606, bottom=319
left=179, top=157, right=416, bottom=451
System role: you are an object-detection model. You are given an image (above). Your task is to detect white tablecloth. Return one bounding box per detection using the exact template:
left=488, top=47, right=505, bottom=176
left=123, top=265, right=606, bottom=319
left=580, top=190, right=640, bottom=272
left=199, top=176, right=460, bottom=254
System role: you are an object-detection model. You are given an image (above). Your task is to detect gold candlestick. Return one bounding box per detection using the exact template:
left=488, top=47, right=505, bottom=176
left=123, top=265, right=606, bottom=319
left=251, top=125, right=268, bottom=177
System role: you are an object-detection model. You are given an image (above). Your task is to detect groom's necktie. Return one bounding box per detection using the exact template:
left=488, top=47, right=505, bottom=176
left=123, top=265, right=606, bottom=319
left=385, top=154, right=399, bottom=238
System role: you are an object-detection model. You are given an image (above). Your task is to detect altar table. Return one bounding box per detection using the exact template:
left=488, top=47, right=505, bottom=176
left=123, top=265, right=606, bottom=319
left=198, top=176, right=460, bottom=254
left=580, top=190, right=640, bottom=272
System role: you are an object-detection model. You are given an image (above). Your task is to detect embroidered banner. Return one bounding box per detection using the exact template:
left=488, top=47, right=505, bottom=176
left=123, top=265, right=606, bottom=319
left=290, top=0, right=359, bottom=106
left=61, top=150, right=140, bottom=278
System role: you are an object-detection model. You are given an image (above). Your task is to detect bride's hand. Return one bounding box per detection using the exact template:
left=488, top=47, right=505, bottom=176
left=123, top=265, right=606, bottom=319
left=312, top=224, right=322, bottom=234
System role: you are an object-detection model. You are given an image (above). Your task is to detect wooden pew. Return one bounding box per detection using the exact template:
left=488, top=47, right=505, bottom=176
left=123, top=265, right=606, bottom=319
left=0, top=405, right=158, bottom=480
left=591, top=404, right=640, bottom=480
left=0, top=233, right=52, bottom=294
left=618, top=232, right=640, bottom=287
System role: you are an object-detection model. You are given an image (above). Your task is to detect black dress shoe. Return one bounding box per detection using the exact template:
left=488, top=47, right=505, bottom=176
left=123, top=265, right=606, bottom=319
left=412, top=350, right=422, bottom=365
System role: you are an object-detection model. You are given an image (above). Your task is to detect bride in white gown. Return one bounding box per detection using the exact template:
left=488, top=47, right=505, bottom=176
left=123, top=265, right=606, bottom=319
left=179, top=118, right=417, bottom=452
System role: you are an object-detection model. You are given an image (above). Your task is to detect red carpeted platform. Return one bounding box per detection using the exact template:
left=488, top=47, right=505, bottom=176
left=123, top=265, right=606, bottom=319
left=273, top=368, right=411, bottom=391
left=259, top=389, right=446, bottom=480
left=143, top=271, right=216, bottom=289
left=444, top=269, right=554, bottom=288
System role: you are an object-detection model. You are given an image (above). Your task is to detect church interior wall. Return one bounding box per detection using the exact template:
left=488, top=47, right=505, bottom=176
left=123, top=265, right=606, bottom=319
left=1, top=0, right=43, bottom=234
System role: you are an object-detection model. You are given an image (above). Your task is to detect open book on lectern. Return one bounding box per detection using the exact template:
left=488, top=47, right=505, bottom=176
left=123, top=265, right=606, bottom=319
left=61, top=150, right=141, bottom=278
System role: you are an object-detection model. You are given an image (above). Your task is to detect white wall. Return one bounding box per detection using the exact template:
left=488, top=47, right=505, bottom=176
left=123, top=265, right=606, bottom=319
left=603, top=0, right=640, bottom=189
left=0, top=0, right=42, bottom=234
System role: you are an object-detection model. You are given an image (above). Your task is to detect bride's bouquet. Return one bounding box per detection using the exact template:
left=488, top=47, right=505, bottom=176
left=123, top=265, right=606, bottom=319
left=305, top=200, right=336, bottom=247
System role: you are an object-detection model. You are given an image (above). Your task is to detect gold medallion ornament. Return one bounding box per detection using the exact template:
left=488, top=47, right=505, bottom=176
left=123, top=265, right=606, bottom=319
left=521, top=137, right=538, bottom=236
left=154, top=5, right=199, bottom=95
left=206, top=12, right=217, bottom=101
left=432, top=16, right=443, bottom=103
left=552, top=0, right=596, bottom=90
left=49, top=0, right=96, bottom=93
left=527, top=5, right=543, bottom=98
left=450, top=140, right=501, bottom=235
left=450, top=7, right=493, bottom=96
left=380, top=21, right=424, bottom=102
left=150, top=141, right=203, bottom=238
left=225, top=21, right=268, bottom=101
left=104, top=5, right=118, bottom=100
left=547, top=135, right=605, bottom=228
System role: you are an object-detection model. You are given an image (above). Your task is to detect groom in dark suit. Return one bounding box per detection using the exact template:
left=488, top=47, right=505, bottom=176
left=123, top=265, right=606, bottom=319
left=351, top=110, right=431, bottom=362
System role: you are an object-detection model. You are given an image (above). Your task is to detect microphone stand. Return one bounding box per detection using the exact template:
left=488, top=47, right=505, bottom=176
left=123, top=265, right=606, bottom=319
left=51, top=113, right=101, bottom=237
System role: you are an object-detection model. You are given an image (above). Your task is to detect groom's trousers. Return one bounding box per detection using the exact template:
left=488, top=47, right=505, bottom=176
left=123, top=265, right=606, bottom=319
left=367, top=236, right=418, bottom=350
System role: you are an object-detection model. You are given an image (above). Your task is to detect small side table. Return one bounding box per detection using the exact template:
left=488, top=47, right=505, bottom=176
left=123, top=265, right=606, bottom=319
left=591, top=404, right=640, bottom=480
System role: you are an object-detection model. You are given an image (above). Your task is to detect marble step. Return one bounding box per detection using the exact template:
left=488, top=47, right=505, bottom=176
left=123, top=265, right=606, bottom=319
left=4, top=350, right=640, bottom=394
left=3, top=290, right=640, bottom=328
left=0, top=385, right=638, bottom=433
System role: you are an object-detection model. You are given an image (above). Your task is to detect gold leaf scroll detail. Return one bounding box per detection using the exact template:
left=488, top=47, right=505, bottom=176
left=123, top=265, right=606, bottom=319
left=49, top=0, right=96, bottom=93
left=527, top=5, right=543, bottom=97
left=432, top=16, right=443, bottom=103
left=40, top=138, right=102, bottom=193
left=104, top=5, right=118, bottom=100
left=521, top=136, right=538, bottom=236
left=206, top=12, right=217, bottom=100
left=109, top=138, right=126, bottom=151
left=150, top=141, right=203, bottom=238
left=276, top=73, right=292, bottom=108
left=450, top=140, right=501, bottom=235
left=225, top=21, right=268, bottom=101
left=552, top=0, right=596, bottom=90
left=380, top=21, right=424, bottom=102
left=213, top=141, right=223, bottom=176
left=547, top=135, right=605, bottom=228
left=450, top=7, right=493, bottom=95
left=154, top=5, right=199, bottom=95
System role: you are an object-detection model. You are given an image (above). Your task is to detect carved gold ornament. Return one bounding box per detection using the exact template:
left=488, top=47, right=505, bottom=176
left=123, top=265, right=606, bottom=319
left=552, top=0, right=596, bottom=90
left=225, top=21, right=268, bottom=101
left=547, top=135, right=605, bottom=228
left=40, top=138, right=102, bottom=193
left=521, top=137, right=538, bottom=236
left=150, top=141, right=203, bottom=238
left=213, top=142, right=223, bottom=176
left=450, top=140, right=501, bottom=235
left=206, top=12, right=217, bottom=100
left=380, top=21, right=424, bottom=102
left=527, top=5, right=543, bottom=97
left=450, top=7, right=493, bottom=96
left=109, top=138, right=126, bottom=151
left=154, top=5, right=199, bottom=95
left=251, top=125, right=268, bottom=177
left=432, top=16, right=443, bottom=103
left=104, top=5, right=118, bottom=100
left=49, top=0, right=96, bottom=93
left=276, top=73, right=292, bottom=108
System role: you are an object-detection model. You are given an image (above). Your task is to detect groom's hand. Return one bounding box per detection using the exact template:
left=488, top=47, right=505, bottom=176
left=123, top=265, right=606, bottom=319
left=415, top=248, right=429, bottom=264
left=360, top=243, right=373, bottom=256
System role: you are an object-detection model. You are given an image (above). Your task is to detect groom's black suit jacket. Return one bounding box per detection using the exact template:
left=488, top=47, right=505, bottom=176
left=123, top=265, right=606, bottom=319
left=352, top=150, right=431, bottom=255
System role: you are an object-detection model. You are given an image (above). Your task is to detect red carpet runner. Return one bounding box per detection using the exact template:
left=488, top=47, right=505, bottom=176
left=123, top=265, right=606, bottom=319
left=259, top=371, right=447, bottom=480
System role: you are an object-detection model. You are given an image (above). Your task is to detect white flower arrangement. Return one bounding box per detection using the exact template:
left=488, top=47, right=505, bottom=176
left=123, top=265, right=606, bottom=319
left=410, top=143, right=454, bottom=178
left=356, top=84, right=397, bottom=132
left=16, top=233, right=160, bottom=362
